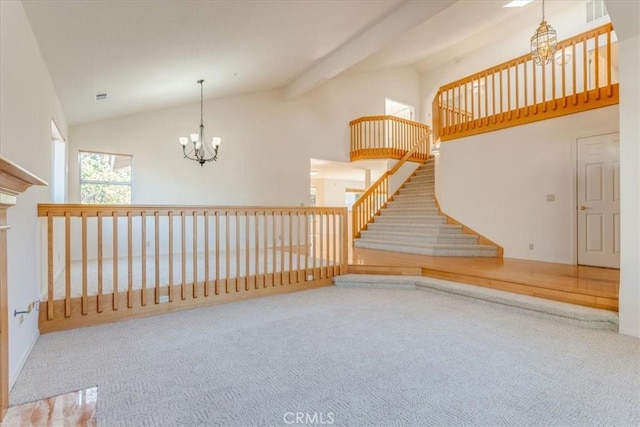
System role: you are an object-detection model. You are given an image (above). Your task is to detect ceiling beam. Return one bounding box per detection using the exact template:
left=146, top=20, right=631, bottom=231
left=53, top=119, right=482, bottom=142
left=284, top=0, right=455, bottom=100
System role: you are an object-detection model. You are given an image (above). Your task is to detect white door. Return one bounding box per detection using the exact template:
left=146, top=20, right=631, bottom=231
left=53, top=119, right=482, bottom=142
left=577, top=132, right=620, bottom=268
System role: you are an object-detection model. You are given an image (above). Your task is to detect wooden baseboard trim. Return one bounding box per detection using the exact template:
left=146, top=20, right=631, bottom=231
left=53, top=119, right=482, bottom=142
left=39, top=274, right=335, bottom=333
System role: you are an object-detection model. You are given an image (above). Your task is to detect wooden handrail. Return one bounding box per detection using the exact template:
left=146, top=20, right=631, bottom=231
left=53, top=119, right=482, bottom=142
left=352, top=132, right=431, bottom=239
left=350, top=115, right=430, bottom=162
left=38, top=204, right=348, bottom=332
left=432, top=23, right=618, bottom=141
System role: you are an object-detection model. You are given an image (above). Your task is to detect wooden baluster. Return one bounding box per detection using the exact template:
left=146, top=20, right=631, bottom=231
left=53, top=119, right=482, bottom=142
left=572, top=40, right=578, bottom=105
left=64, top=212, right=71, bottom=317
left=204, top=211, right=209, bottom=297
left=312, top=211, right=316, bottom=277
left=226, top=211, right=230, bottom=293
left=236, top=211, right=240, bottom=291
left=551, top=49, right=557, bottom=110
left=141, top=211, right=147, bottom=307
left=515, top=61, right=520, bottom=117
left=607, top=29, right=612, bottom=97
left=541, top=56, right=547, bottom=112
left=215, top=212, right=220, bottom=295
left=272, top=212, right=277, bottom=286
left=154, top=212, right=160, bottom=304
left=499, top=68, right=504, bottom=121
left=562, top=46, right=567, bottom=107
left=112, top=212, right=119, bottom=310
left=583, top=37, right=588, bottom=102
left=181, top=211, right=186, bottom=300
left=127, top=212, right=133, bottom=308
left=192, top=210, right=198, bottom=298
left=97, top=212, right=103, bottom=313
left=81, top=212, right=88, bottom=315
left=280, top=212, right=285, bottom=285
left=263, top=212, right=268, bottom=288
left=304, top=212, right=309, bottom=280
left=168, top=211, right=174, bottom=302
left=295, top=212, right=301, bottom=283
left=47, top=213, right=54, bottom=320
left=595, top=32, right=600, bottom=99
left=254, top=211, right=259, bottom=289
left=245, top=211, right=250, bottom=290
left=341, top=209, right=348, bottom=274
left=483, top=75, right=489, bottom=124
left=524, top=62, right=529, bottom=116
left=332, top=213, right=337, bottom=276
left=288, top=211, right=293, bottom=285
left=492, top=72, right=497, bottom=122
left=533, top=57, right=538, bottom=113
left=464, top=81, right=469, bottom=129
left=507, top=66, right=512, bottom=119
left=319, top=212, right=324, bottom=279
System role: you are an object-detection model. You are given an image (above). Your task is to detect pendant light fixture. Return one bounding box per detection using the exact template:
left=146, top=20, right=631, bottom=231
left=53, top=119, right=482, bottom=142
left=530, top=0, right=557, bottom=66
left=179, top=80, right=221, bottom=167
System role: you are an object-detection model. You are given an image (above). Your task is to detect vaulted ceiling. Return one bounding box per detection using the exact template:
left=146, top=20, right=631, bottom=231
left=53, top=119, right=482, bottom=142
left=21, top=0, right=626, bottom=126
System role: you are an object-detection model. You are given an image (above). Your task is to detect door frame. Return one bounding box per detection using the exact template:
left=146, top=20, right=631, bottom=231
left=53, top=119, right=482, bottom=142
left=573, top=130, right=620, bottom=267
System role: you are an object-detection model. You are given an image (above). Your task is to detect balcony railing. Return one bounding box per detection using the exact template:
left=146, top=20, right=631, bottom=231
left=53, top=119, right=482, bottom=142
left=350, top=115, right=430, bottom=162
left=432, top=23, right=618, bottom=141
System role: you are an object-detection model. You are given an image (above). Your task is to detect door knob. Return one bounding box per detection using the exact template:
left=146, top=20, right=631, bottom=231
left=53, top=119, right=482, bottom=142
left=579, top=206, right=588, bottom=210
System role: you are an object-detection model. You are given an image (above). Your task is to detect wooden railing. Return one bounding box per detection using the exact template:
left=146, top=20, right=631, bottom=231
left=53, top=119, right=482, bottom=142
left=38, top=204, right=347, bottom=332
left=352, top=132, right=430, bottom=238
left=350, top=115, right=430, bottom=161
left=432, top=23, right=618, bottom=141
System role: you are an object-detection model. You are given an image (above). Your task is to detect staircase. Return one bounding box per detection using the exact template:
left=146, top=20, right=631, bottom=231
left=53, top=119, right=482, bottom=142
left=353, top=160, right=499, bottom=257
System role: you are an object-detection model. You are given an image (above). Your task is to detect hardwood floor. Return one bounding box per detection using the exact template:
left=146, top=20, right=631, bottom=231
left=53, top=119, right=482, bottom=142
left=349, top=248, right=619, bottom=311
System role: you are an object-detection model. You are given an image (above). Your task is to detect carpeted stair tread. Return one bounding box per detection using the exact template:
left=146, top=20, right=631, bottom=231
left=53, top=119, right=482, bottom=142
left=354, top=239, right=498, bottom=256
left=359, top=230, right=478, bottom=244
left=365, top=223, right=463, bottom=234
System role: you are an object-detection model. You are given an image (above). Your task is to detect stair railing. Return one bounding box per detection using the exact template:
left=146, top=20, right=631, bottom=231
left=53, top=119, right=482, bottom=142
left=352, top=131, right=431, bottom=239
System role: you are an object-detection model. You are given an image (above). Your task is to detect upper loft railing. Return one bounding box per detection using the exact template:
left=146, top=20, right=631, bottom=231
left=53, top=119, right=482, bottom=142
left=352, top=132, right=430, bottom=239
left=432, top=23, right=619, bottom=142
left=350, top=116, right=430, bottom=162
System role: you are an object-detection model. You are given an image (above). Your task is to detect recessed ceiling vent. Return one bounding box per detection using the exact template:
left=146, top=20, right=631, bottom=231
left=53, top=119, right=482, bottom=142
left=95, top=93, right=108, bottom=102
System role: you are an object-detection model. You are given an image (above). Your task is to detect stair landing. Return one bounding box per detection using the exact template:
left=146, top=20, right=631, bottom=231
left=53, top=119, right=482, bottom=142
left=349, top=247, right=619, bottom=311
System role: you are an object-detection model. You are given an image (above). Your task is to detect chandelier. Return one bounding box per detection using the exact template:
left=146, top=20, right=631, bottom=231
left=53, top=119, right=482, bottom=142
left=530, top=0, right=557, bottom=66
left=179, top=80, right=221, bottom=166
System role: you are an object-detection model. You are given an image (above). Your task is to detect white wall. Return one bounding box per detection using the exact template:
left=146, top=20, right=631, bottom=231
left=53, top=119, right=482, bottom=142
left=436, top=106, right=618, bottom=264
left=312, top=178, right=365, bottom=207
left=617, top=34, right=640, bottom=337
left=0, top=1, right=68, bottom=386
left=69, top=67, right=420, bottom=207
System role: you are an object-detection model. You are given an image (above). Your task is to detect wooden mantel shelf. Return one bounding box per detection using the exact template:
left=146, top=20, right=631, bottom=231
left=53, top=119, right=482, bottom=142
left=0, top=157, right=47, bottom=205
left=0, top=156, right=46, bottom=420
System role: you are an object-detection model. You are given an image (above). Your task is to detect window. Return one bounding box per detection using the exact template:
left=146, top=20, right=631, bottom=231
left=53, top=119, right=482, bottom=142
left=79, top=151, right=132, bottom=204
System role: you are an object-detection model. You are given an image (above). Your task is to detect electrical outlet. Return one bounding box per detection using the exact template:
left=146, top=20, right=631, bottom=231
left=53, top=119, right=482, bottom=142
left=159, top=295, right=169, bottom=303
left=307, top=274, right=314, bottom=281
left=27, top=303, right=32, bottom=313
left=529, top=243, right=534, bottom=250
left=18, top=315, right=24, bottom=325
